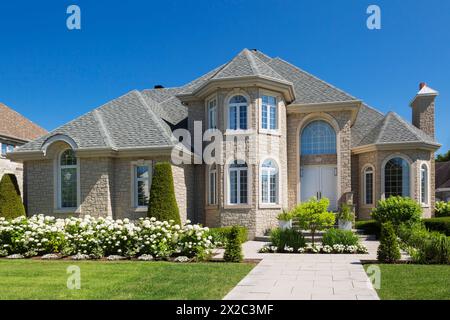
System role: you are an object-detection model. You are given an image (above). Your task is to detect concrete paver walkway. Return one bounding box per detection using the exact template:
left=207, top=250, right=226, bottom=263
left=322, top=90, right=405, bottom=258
left=221, top=239, right=380, bottom=300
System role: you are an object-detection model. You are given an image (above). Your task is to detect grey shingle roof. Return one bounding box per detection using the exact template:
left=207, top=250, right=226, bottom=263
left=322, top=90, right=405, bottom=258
left=17, top=90, right=174, bottom=152
left=436, top=161, right=450, bottom=189
left=356, top=111, right=436, bottom=147
left=141, top=88, right=187, bottom=125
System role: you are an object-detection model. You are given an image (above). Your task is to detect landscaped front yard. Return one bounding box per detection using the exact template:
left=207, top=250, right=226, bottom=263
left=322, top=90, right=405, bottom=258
left=0, top=260, right=254, bottom=300
left=364, top=264, right=450, bottom=300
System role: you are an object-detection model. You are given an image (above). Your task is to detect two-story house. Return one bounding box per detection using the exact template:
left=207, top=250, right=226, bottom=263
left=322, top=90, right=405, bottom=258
left=9, top=49, right=440, bottom=238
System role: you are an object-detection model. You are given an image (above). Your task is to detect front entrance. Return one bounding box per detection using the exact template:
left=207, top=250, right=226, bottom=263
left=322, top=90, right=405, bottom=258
left=300, top=165, right=338, bottom=211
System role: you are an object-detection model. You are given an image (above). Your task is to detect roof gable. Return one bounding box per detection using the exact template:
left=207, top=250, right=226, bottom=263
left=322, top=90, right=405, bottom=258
left=0, top=103, right=47, bottom=142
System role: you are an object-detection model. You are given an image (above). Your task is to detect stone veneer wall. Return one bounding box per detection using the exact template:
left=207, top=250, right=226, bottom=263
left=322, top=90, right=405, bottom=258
left=355, top=149, right=434, bottom=220
left=287, top=110, right=352, bottom=210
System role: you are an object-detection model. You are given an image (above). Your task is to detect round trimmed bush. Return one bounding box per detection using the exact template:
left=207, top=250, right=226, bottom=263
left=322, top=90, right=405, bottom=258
left=371, top=196, right=422, bottom=227
left=147, top=162, right=181, bottom=224
left=0, top=174, right=25, bottom=219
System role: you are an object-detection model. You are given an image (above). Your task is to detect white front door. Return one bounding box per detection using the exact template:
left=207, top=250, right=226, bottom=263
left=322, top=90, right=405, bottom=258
left=300, top=165, right=338, bottom=211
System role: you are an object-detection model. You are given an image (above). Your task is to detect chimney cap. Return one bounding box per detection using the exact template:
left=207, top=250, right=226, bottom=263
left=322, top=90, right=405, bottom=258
left=419, top=82, right=427, bottom=90
left=154, top=85, right=164, bottom=89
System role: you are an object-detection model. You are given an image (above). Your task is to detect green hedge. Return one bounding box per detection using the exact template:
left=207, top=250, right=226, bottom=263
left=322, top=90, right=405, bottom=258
left=208, top=226, right=248, bottom=246
left=0, top=174, right=26, bottom=219
left=223, top=226, right=243, bottom=263
left=322, top=228, right=359, bottom=246
left=424, top=217, right=450, bottom=236
left=355, top=220, right=380, bottom=238
left=147, top=162, right=180, bottom=224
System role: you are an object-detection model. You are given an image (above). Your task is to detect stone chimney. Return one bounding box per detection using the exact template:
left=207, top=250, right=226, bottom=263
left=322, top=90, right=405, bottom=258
left=410, top=82, right=438, bottom=138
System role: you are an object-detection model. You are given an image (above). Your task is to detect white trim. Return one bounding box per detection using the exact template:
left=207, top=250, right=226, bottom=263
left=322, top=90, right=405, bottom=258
left=224, top=90, right=252, bottom=131
left=55, top=148, right=80, bottom=211
left=224, top=158, right=252, bottom=208
left=381, top=154, right=414, bottom=200
left=206, top=96, right=218, bottom=130
left=259, top=158, right=280, bottom=206
left=258, top=90, right=280, bottom=135
left=42, top=134, right=78, bottom=155
left=361, top=164, right=375, bottom=207
left=207, top=164, right=217, bottom=205
left=419, top=161, right=430, bottom=207
left=130, top=160, right=153, bottom=209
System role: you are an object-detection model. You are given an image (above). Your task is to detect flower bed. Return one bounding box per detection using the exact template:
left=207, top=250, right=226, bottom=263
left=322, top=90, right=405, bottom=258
left=259, top=243, right=368, bottom=254
left=0, top=215, right=214, bottom=260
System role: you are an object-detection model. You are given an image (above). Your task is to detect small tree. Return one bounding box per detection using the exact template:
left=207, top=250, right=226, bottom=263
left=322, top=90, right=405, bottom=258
left=147, top=162, right=181, bottom=224
left=0, top=174, right=26, bottom=219
left=377, top=222, right=401, bottom=263
left=293, top=197, right=335, bottom=245
left=224, top=226, right=243, bottom=263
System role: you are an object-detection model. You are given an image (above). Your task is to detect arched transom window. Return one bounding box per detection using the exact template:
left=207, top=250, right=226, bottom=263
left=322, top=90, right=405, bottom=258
left=384, top=157, right=410, bottom=198
left=261, top=159, right=278, bottom=204
left=59, top=149, right=78, bottom=208
left=301, top=120, right=336, bottom=155
left=229, top=160, right=248, bottom=204
left=228, top=95, right=247, bottom=130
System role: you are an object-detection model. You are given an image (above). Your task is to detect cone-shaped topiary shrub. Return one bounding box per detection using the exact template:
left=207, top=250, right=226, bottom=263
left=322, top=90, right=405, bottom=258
left=147, top=162, right=181, bottom=224
left=224, top=226, right=243, bottom=262
left=377, top=222, right=401, bottom=263
left=0, top=174, right=25, bottom=219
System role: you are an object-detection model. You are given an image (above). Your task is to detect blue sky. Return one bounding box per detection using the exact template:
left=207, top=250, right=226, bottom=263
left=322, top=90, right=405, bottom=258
left=0, top=0, right=449, bottom=154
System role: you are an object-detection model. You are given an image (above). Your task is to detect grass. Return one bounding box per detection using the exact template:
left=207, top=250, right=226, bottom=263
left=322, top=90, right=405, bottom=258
left=364, top=264, right=450, bottom=300
left=0, top=260, right=254, bottom=300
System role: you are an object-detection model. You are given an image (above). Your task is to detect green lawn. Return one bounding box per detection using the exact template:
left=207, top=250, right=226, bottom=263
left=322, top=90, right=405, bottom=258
left=364, top=264, right=450, bottom=300
left=0, top=260, right=254, bottom=300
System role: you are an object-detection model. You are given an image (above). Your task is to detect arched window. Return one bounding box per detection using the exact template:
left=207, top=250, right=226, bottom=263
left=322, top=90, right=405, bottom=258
left=420, top=163, right=429, bottom=205
left=229, top=160, right=248, bottom=204
left=208, top=164, right=217, bottom=205
left=228, top=95, right=247, bottom=130
left=363, top=166, right=374, bottom=205
left=59, top=149, right=78, bottom=209
left=301, top=120, right=336, bottom=155
left=384, top=157, right=410, bottom=198
left=261, top=159, right=278, bottom=204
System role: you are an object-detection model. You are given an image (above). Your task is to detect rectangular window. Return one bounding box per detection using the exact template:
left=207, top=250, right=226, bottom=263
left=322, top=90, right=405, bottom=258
left=421, top=166, right=428, bottom=204
left=230, top=170, right=238, bottom=204
left=270, top=174, right=277, bottom=203
left=240, top=170, right=247, bottom=204
left=365, top=172, right=373, bottom=205
left=239, top=105, right=247, bottom=130
left=135, top=165, right=150, bottom=207
left=229, top=106, right=237, bottom=130
left=61, top=168, right=77, bottom=208
left=261, top=95, right=277, bottom=130
left=208, top=99, right=217, bottom=129
left=208, top=169, right=217, bottom=205
left=0, top=144, right=6, bottom=156
left=261, top=173, right=268, bottom=203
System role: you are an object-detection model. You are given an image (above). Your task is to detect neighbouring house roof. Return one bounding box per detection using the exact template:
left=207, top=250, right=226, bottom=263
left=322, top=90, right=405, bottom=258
left=12, top=48, right=439, bottom=154
left=0, top=103, right=48, bottom=142
left=436, top=161, right=450, bottom=189
left=17, top=90, right=174, bottom=152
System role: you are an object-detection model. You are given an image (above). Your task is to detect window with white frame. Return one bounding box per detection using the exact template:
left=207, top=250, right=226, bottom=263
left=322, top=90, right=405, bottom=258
left=421, top=163, right=429, bottom=205
left=208, top=164, right=217, bottom=205
left=228, top=95, right=247, bottom=130
left=261, top=95, right=277, bottom=130
left=134, top=165, right=151, bottom=207
left=229, top=160, right=248, bottom=204
left=261, top=159, right=278, bottom=204
left=59, top=149, right=78, bottom=209
left=384, top=157, right=410, bottom=198
left=1, top=143, right=15, bottom=157
left=363, top=166, right=374, bottom=205
left=301, top=120, right=336, bottom=155
left=207, top=99, right=217, bottom=129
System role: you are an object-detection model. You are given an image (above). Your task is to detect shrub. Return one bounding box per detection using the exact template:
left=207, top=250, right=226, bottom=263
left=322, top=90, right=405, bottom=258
left=293, top=197, right=335, bottom=245
left=337, top=204, right=354, bottom=222
left=223, top=226, right=243, bottom=263
left=147, top=162, right=180, bottom=224
left=277, top=209, right=293, bottom=221
left=423, top=217, right=450, bottom=236
left=322, top=228, right=359, bottom=246
left=355, top=220, right=381, bottom=238
left=435, top=201, right=450, bottom=217
left=371, top=196, right=422, bottom=227
left=398, top=223, right=450, bottom=264
left=0, top=215, right=214, bottom=259
left=269, top=228, right=306, bottom=252
left=208, top=226, right=248, bottom=246
left=377, top=222, right=401, bottom=263
left=0, top=174, right=25, bottom=219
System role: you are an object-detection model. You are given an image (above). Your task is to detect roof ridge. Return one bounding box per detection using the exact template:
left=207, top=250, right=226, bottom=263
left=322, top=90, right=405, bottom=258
left=243, top=49, right=258, bottom=75
left=272, top=57, right=359, bottom=102
left=134, top=91, right=175, bottom=145
left=93, top=109, right=114, bottom=148
left=374, top=112, right=394, bottom=143
left=247, top=50, right=287, bottom=81
left=389, top=111, right=424, bottom=141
